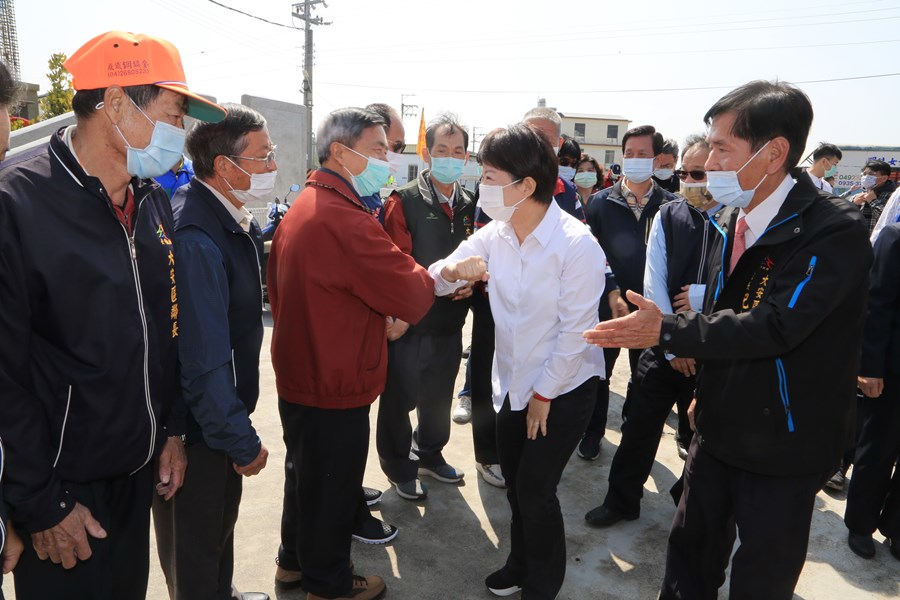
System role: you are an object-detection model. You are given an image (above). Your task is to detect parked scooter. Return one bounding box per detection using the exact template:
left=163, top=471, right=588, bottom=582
left=262, top=183, right=300, bottom=304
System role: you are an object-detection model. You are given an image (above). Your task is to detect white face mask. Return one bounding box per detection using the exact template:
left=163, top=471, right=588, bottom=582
left=623, top=157, right=654, bottom=183
left=558, top=165, right=576, bottom=181
left=654, top=168, right=675, bottom=180
left=705, top=141, right=771, bottom=208
left=861, top=174, right=878, bottom=189
left=225, top=157, right=278, bottom=204
left=386, top=150, right=404, bottom=176
left=479, top=179, right=526, bottom=222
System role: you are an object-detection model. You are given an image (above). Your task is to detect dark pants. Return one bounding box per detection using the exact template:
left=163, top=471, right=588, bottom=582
left=845, top=377, right=900, bottom=539
left=13, top=464, right=153, bottom=600
left=279, top=400, right=370, bottom=599
left=660, top=437, right=826, bottom=600
left=153, top=443, right=243, bottom=600
left=604, top=348, right=694, bottom=518
left=277, top=458, right=372, bottom=572
left=585, top=347, right=641, bottom=437
left=377, top=330, right=462, bottom=482
left=496, top=377, right=597, bottom=600
left=470, top=294, right=499, bottom=464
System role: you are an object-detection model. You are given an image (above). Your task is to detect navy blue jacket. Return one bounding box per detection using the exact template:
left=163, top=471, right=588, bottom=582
left=660, top=173, right=872, bottom=476
left=171, top=181, right=264, bottom=466
left=586, top=180, right=677, bottom=308
left=0, top=129, right=184, bottom=532
left=860, top=222, right=900, bottom=378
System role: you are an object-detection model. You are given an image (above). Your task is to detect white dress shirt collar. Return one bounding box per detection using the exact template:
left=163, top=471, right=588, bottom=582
left=739, top=173, right=795, bottom=247
left=196, top=178, right=254, bottom=232
left=497, top=200, right=561, bottom=249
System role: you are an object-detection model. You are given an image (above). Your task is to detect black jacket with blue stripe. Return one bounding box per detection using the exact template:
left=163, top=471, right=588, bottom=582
left=659, top=170, right=872, bottom=476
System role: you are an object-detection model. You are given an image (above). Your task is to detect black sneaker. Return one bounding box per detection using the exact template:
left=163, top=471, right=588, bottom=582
left=485, top=567, right=522, bottom=597
left=577, top=434, right=601, bottom=461
left=363, top=486, right=383, bottom=506
left=352, top=516, right=399, bottom=545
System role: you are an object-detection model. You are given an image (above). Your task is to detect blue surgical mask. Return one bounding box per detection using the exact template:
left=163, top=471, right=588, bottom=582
left=861, top=174, right=878, bottom=189
left=573, top=171, right=598, bottom=189
left=558, top=165, right=576, bottom=181
left=115, top=97, right=186, bottom=179
left=429, top=156, right=466, bottom=184
left=654, top=168, right=675, bottom=180
left=824, top=165, right=838, bottom=178
left=342, top=145, right=391, bottom=196
left=623, top=157, right=654, bottom=183
left=705, top=141, right=771, bottom=208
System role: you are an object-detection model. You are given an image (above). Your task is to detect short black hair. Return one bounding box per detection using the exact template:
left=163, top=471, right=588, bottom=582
left=660, top=137, right=679, bottom=159
left=479, top=123, right=557, bottom=205
left=559, top=134, right=581, bottom=161
left=622, top=125, right=663, bottom=155
left=704, top=80, right=813, bottom=172
left=186, top=103, right=266, bottom=180
left=813, top=143, right=842, bottom=162
left=317, top=107, right=386, bottom=163
left=71, top=84, right=167, bottom=119
left=425, top=112, right=468, bottom=152
left=365, top=103, right=400, bottom=129
left=0, top=60, right=18, bottom=108
left=864, top=160, right=891, bottom=177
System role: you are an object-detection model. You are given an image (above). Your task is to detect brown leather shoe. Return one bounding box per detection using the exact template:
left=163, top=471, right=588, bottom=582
left=275, top=565, right=303, bottom=590
left=307, top=575, right=386, bottom=600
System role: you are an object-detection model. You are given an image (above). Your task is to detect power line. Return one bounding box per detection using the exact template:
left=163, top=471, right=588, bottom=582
left=318, top=72, right=900, bottom=96
left=206, top=0, right=300, bottom=29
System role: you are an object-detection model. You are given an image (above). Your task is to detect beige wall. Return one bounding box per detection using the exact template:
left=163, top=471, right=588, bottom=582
left=560, top=116, right=630, bottom=167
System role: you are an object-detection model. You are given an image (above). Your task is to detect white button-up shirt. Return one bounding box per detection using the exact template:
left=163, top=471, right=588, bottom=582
left=430, top=200, right=606, bottom=412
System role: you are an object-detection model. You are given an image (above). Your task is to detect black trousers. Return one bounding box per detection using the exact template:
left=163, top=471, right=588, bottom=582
left=152, top=443, right=243, bottom=600
left=470, top=294, right=499, bottom=464
left=660, top=437, right=826, bottom=600
left=496, top=377, right=597, bottom=600
left=377, top=330, right=462, bottom=482
left=604, top=348, right=694, bottom=518
left=279, top=400, right=370, bottom=598
left=585, top=347, right=641, bottom=437
left=13, top=464, right=153, bottom=600
left=277, top=457, right=371, bottom=572
left=845, top=376, right=900, bottom=539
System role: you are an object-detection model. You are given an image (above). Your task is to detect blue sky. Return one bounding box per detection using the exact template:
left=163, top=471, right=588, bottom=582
left=16, top=0, right=900, bottom=156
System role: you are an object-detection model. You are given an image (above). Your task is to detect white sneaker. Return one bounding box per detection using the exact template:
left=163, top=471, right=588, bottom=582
left=477, top=463, right=506, bottom=488
left=452, top=395, right=472, bottom=424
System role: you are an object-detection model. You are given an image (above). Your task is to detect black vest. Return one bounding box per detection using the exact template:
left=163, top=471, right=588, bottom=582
left=659, top=199, right=723, bottom=306
left=396, top=175, right=475, bottom=335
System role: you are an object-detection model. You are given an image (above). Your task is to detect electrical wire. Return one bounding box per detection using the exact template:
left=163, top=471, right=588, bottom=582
left=206, top=0, right=300, bottom=30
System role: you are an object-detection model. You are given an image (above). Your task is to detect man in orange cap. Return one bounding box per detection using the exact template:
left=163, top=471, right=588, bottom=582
left=0, top=31, right=225, bottom=599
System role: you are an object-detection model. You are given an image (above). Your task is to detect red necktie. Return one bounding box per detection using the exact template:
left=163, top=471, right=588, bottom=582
left=729, top=217, right=748, bottom=274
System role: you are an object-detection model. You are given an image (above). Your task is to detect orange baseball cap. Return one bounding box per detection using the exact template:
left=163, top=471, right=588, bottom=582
left=64, top=31, right=226, bottom=123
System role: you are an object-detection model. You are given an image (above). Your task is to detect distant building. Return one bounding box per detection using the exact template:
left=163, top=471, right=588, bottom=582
left=558, top=112, right=631, bottom=167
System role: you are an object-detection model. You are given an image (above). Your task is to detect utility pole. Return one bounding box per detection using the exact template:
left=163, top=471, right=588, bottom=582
left=470, top=126, right=486, bottom=154
left=292, top=0, right=330, bottom=170
left=400, top=93, right=418, bottom=119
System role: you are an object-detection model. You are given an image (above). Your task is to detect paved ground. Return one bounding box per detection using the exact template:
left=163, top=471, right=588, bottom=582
left=4, top=314, right=899, bottom=599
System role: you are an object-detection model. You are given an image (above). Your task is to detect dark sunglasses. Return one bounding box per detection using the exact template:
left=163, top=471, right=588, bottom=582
left=675, top=169, right=707, bottom=181
left=390, top=141, right=406, bottom=154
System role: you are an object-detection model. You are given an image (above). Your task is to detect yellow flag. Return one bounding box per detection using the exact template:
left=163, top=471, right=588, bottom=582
left=416, top=110, right=426, bottom=159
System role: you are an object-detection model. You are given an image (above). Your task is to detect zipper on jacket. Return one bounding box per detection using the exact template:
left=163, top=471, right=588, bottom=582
left=788, top=256, right=817, bottom=309
left=710, top=219, right=728, bottom=303
left=774, top=358, right=796, bottom=432
left=52, top=385, right=73, bottom=468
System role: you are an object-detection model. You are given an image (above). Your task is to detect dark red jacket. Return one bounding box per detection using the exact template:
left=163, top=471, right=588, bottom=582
left=267, top=168, right=434, bottom=408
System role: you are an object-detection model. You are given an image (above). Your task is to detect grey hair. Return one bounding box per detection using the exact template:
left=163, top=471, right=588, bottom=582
left=523, top=107, right=562, bottom=138
left=681, top=133, right=709, bottom=160
left=186, top=103, right=266, bottom=180
left=317, top=107, right=386, bottom=163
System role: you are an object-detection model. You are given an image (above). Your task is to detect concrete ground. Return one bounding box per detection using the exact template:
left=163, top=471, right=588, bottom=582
left=4, top=314, right=899, bottom=599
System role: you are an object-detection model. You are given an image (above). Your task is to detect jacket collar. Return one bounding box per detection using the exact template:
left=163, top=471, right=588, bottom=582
left=179, top=179, right=249, bottom=235
left=309, top=168, right=369, bottom=212
left=606, top=179, right=667, bottom=211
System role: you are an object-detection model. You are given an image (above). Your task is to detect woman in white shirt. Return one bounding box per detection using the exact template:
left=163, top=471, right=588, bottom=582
left=429, top=123, right=606, bottom=600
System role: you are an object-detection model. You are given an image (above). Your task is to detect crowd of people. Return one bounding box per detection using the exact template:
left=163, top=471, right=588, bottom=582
left=0, top=28, right=898, bottom=600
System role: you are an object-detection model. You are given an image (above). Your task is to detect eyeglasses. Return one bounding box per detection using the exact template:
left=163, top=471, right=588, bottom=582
left=230, top=146, right=277, bottom=169
left=675, top=169, right=707, bottom=181
left=390, top=140, right=406, bottom=154
left=558, top=157, right=579, bottom=167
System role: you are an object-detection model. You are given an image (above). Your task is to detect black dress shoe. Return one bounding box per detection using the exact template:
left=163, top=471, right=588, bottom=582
left=889, top=538, right=900, bottom=562
left=848, top=532, right=876, bottom=558
left=585, top=505, right=638, bottom=528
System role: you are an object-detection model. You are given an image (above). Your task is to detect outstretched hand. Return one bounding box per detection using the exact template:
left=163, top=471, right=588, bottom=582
left=583, top=290, right=663, bottom=349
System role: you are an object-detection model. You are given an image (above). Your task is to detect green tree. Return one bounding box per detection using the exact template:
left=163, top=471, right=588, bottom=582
left=38, top=52, right=73, bottom=120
